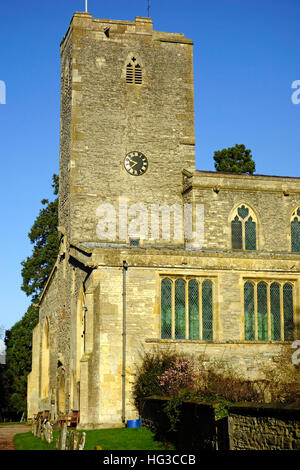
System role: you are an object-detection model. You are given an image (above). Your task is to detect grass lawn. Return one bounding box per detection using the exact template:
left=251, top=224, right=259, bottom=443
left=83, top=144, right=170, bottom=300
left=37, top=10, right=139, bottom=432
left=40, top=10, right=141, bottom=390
left=14, top=427, right=173, bottom=451
left=0, top=422, right=24, bottom=426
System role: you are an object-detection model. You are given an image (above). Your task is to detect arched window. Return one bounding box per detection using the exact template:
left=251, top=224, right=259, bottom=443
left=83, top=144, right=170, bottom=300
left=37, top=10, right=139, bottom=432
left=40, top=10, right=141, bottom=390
left=41, top=318, right=50, bottom=398
left=126, top=57, right=143, bottom=85
left=244, top=280, right=294, bottom=341
left=231, top=204, right=257, bottom=250
left=160, top=277, right=214, bottom=340
left=291, top=208, right=300, bottom=252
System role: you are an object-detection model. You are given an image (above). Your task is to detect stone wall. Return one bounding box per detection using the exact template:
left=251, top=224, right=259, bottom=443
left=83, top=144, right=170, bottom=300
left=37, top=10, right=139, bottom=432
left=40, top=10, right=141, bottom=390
left=227, top=404, right=300, bottom=450
left=59, top=12, right=195, bottom=245
left=141, top=398, right=300, bottom=450
left=184, top=170, right=300, bottom=253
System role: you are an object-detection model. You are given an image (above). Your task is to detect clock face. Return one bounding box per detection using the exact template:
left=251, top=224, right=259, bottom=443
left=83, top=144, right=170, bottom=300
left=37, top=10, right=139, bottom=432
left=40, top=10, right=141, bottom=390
left=124, top=151, right=148, bottom=176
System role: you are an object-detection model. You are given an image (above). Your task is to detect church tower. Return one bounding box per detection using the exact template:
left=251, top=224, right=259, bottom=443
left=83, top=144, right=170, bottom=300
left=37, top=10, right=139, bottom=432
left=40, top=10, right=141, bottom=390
left=59, top=12, right=195, bottom=247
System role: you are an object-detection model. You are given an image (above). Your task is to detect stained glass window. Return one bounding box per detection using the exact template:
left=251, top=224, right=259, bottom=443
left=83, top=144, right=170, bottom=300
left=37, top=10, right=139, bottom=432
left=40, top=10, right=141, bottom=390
left=161, top=278, right=172, bottom=339
left=291, top=208, right=300, bottom=252
left=238, top=205, right=249, bottom=219
left=283, top=283, right=294, bottom=341
left=202, top=280, right=213, bottom=340
left=244, top=282, right=255, bottom=340
left=175, top=279, right=186, bottom=339
left=188, top=280, right=199, bottom=340
left=231, top=216, right=243, bottom=249
left=161, top=277, right=213, bottom=341
left=244, top=280, right=294, bottom=342
left=231, top=205, right=257, bottom=251
left=245, top=217, right=256, bottom=250
left=257, top=282, right=268, bottom=340
left=270, top=283, right=281, bottom=341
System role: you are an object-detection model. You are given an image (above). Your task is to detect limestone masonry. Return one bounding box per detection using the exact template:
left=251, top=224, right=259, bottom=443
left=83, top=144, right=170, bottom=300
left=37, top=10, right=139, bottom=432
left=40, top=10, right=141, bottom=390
left=28, top=12, right=300, bottom=428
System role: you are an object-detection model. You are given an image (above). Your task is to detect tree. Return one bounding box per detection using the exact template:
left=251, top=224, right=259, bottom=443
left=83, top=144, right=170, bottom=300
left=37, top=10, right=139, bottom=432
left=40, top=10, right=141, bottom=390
left=21, top=174, right=59, bottom=301
left=0, top=324, right=7, bottom=420
left=4, top=305, right=39, bottom=415
left=3, top=174, right=59, bottom=416
left=213, top=144, right=255, bottom=175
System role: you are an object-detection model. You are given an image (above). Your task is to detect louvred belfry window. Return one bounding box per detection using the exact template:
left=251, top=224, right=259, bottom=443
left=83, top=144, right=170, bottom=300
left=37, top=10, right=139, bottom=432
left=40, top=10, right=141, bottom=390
left=126, top=57, right=143, bottom=85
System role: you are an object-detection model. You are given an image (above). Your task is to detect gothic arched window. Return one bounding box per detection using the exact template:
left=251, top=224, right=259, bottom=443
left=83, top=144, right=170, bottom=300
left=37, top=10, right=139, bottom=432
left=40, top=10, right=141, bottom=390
left=291, top=207, right=300, bottom=252
left=126, top=57, right=143, bottom=85
left=231, top=204, right=257, bottom=250
left=41, top=318, right=50, bottom=398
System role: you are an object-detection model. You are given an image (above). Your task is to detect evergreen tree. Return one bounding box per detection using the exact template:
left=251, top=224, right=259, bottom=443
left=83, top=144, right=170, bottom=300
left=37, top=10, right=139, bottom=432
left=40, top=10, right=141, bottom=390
left=213, top=144, right=255, bottom=174
left=4, top=305, right=39, bottom=415
left=3, top=174, right=59, bottom=416
left=21, top=174, right=59, bottom=301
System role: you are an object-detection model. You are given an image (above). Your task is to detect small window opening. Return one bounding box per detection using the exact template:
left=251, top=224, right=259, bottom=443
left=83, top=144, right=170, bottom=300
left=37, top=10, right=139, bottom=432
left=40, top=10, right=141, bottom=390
left=125, top=58, right=143, bottom=85
left=130, top=238, right=140, bottom=247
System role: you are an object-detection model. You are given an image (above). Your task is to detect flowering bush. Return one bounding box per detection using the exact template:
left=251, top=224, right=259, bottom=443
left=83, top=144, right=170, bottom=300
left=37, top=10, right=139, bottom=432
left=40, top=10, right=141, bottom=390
left=158, top=358, right=197, bottom=397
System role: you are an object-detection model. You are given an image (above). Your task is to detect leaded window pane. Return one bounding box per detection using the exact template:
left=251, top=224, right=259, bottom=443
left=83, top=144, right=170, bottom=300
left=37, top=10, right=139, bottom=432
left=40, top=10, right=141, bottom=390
left=188, top=280, right=199, bottom=340
left=270, top=283, right=281, bottom=341
left=238, top=205, right=249, bottom=219
left=244, top=282, right=255, bottom=340
left=202, top=280, right=213, bottom=340
left=257, top=282, right=268, bottom=340
left=283, top=283, right=294, bottom=341
left=291, top=218, right=300, bottom=252
left=175, top=279, right=186, bottom=339
left=161, top=279, right=172, bottom=339
left=245, top=217, right=256, bottom=250
left=232, top=216, right=243, bottom=249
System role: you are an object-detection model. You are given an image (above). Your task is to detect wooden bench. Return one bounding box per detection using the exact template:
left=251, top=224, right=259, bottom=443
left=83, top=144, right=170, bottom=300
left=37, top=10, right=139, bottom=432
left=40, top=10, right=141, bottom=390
left=57, top=412, right=66, bottom=428
left=66, top=410, right=80, bottom=428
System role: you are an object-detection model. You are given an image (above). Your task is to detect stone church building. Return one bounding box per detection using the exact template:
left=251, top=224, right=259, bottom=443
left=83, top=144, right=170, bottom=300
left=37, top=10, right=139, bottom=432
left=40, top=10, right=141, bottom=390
left=28, top=12, right=300, bottom=428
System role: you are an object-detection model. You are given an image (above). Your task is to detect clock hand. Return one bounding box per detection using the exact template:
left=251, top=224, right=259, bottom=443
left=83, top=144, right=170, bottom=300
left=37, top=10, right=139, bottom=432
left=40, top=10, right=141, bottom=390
left=128, top=158, right=139, bottom=167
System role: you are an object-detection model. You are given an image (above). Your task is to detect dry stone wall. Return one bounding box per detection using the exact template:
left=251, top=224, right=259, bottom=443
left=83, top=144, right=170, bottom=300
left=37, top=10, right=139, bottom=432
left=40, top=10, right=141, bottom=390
left=228, top=404, right=300, bottom=450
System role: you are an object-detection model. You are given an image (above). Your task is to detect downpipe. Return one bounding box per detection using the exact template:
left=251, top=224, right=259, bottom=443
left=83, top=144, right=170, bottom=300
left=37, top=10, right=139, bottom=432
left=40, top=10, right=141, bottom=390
left=122, top=260, right=128, bottom=424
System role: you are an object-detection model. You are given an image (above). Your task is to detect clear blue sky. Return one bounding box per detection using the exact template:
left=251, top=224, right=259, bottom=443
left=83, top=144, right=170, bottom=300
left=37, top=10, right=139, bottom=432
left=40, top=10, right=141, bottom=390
left=0, top=0, right=300, bottom=333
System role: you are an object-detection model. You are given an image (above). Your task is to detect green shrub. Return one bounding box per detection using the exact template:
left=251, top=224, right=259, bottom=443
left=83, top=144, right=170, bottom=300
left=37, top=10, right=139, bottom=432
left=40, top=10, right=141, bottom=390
left=133, top=349, right=189, bottom=412
left=134, top=347, right=299, bottom=433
